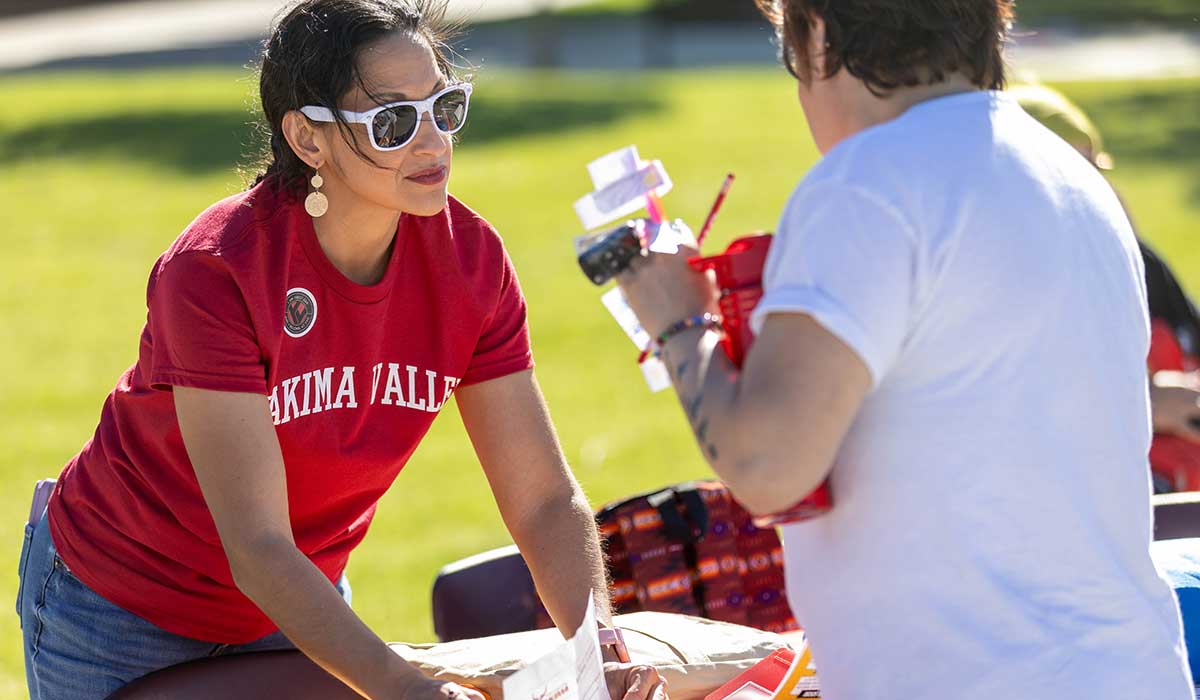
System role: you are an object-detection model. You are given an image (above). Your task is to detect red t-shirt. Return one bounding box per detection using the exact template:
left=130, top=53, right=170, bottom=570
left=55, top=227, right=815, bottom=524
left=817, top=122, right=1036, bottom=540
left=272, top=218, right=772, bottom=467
left=48, top=180, right=534, bottom=643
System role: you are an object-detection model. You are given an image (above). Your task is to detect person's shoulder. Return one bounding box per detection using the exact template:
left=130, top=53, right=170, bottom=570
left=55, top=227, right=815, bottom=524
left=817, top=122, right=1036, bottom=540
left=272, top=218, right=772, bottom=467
left=778, top=139, right=923, bottom=252
left=418, top=197, right=518, bottom=294
left=149, top=180, right=297, bottom=298
left=787, top=138, right=912, bottom=222
left=790, top=93, right=1009, bottom=223
left=445, top=195, right=502, bottom=243
left=823, top=114, right=942, bottom=178
left=796, top=124, right=915, bottom=202
left=434, top=196, right=509, bottom=265
left=818, top=91, right=1007, bottom=178
left=164, top=180, right=293, bottom=263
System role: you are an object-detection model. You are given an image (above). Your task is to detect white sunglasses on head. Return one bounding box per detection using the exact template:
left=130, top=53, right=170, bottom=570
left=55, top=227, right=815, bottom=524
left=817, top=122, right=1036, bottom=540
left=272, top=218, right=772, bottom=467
left=300, top=83, right=473, bottom=152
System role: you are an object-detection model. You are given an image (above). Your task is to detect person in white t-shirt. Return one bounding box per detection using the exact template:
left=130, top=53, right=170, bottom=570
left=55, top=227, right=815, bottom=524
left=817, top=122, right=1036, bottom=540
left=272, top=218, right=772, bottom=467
left=616, top=0, right=1194, bottom=697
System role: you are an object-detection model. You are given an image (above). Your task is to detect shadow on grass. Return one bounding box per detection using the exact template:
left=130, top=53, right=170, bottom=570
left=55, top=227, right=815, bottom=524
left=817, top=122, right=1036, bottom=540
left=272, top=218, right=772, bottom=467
left=0, top=93, right=663, bottom=174
left=1074, top=86, right=1200, bottom=202
left=460, top=93, right=664, bottom=144
left=0, top=110, right=259, bottom=174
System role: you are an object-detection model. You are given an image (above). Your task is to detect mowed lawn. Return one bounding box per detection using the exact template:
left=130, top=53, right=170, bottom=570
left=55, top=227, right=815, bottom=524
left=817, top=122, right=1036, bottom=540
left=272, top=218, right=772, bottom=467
left=0, top=67, right=1197, bottom=695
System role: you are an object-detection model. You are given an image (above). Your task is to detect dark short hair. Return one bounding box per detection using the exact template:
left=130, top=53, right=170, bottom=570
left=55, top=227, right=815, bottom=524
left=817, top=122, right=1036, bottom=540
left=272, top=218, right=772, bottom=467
left=755, top=0, right=1014, bottom=94
left=251, top=0, right=461, bottom=195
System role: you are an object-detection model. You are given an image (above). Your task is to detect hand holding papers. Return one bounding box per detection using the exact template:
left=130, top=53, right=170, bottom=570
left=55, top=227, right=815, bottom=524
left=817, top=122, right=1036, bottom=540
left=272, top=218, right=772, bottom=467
left=502, top=592, right=668, bottom=700
left=503, top=592, right=608, bottom=700
left=572, top=146, right=697, bottom=393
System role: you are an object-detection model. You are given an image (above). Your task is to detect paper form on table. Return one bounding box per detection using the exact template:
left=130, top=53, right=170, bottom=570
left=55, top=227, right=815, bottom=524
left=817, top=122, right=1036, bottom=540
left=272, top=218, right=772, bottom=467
left=502, top=591, right=607, bottom=700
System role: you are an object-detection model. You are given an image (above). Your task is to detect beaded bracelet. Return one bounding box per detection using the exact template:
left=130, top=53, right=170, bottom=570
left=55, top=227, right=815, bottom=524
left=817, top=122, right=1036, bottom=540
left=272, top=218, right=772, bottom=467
left=638, top=312, right=724, bottom=363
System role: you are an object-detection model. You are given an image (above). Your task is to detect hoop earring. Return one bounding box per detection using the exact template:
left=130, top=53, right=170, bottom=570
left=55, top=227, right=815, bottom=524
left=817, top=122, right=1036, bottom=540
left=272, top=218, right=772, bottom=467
left=305, top=171, right=329, bottom=218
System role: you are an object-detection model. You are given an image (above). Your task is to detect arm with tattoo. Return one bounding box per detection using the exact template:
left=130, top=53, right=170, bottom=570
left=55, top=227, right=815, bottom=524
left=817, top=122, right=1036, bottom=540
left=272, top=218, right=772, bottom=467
left=653, top=315, right=870, bottom=516
left=617, top=250, right=870, bottom=516
left=660, top=327, right=738, bottom=465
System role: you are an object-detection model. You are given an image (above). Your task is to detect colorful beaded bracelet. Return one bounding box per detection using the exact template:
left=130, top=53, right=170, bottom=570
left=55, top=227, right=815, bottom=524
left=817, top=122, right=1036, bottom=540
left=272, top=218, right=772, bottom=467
left=638, top=312, right=724, bottom=364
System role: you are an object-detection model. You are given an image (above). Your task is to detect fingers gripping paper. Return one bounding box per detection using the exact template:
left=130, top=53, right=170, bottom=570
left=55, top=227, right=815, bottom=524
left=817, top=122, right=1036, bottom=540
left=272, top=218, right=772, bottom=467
left=502, top=592, right=607, bottom=700
left=572, top=145, right=695, bottom=394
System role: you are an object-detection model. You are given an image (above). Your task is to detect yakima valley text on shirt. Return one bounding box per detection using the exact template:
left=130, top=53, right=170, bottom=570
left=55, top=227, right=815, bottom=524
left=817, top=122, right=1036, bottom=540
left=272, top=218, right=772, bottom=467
left=269, top=363, right=461, bottom=425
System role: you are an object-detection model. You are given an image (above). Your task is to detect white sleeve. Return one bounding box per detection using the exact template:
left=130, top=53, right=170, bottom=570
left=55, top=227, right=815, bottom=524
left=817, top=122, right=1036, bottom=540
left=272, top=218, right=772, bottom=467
left=749, top=181, right=918, bottom=389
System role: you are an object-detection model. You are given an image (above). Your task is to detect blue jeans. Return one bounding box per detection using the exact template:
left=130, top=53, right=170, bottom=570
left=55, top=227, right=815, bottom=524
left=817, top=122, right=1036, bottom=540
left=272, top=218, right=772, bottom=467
left=17, top=508, right=352, bottom=699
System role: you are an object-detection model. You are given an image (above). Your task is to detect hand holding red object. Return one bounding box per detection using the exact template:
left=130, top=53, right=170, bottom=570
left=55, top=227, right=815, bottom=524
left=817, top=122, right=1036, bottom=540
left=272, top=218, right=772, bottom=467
left=688, top=235, right=833, bottom=526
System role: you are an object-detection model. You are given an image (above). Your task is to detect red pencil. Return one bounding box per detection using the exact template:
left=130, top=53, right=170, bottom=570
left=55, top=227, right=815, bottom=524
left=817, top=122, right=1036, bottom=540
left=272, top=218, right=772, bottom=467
left=696, top=173, right=735, bottom=249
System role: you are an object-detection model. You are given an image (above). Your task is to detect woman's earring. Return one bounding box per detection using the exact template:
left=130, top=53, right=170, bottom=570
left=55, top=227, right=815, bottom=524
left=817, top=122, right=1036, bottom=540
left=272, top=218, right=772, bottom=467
left=305, top=171, right=329, bottom=218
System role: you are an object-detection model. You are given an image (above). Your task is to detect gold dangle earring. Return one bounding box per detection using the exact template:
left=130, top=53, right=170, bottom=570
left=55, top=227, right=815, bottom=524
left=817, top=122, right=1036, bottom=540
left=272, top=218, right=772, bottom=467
left=305, top=170, right=329, bottom=218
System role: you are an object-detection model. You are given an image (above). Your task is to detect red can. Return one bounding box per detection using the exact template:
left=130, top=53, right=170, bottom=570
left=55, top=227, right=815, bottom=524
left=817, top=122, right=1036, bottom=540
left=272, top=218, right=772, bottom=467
left=689, top=234, right=833, bottom=527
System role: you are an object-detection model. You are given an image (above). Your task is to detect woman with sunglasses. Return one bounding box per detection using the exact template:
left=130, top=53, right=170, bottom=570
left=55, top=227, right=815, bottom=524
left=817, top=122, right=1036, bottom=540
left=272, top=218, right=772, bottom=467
left=17, top=2, right=664, bottom=699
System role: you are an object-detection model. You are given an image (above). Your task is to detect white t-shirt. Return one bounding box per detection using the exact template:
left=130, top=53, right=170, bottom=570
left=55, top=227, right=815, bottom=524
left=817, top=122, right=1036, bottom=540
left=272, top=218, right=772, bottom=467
left=749, top=91, right=1193, bottom=699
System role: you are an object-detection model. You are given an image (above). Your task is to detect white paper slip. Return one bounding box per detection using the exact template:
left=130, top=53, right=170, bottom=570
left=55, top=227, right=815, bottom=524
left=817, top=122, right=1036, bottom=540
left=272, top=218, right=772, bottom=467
left=646, top=219, right=698, bottom=255
left=574, top=163, right=673, bottom=232
left=502, top=591, right=607, bottom=700
left=574, top=595, right=607, bottom=700
left=574, top=145, right=674, bottom=232
left=587, top=146, right=642, bottom=189
left=639, top=358, right=673, bottom=394
left=601, top=288, right=671, bottom=393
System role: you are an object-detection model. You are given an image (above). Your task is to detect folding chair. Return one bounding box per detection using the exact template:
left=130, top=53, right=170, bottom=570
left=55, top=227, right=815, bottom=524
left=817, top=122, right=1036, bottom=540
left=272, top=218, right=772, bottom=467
left=1154, top=492, right=1200, bottom=541
left=431, top=544, right=545, bottom=642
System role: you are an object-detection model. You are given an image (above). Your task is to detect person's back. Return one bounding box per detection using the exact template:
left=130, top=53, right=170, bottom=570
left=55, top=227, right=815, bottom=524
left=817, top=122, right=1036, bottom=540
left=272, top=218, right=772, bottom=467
left=773, top=90, right=1192, bottom=698
left=612, top=0, right=1193, bottom=695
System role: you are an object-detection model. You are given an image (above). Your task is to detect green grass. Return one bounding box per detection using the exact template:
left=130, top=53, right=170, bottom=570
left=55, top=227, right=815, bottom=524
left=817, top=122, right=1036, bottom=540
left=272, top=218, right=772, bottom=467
left=556, top=0, right=651, bottom=15
left=1, top=67, right=1198, bottom=695
left=1016, top=0, right=1200, bottom=26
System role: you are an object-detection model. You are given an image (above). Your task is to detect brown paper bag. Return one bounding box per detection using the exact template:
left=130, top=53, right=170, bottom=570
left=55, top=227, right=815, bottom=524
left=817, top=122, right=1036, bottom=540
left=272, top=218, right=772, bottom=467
left=393, top=611, right=797, bottom=700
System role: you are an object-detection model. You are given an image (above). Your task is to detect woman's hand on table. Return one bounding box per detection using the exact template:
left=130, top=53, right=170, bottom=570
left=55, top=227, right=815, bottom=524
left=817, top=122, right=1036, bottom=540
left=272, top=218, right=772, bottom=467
left=605, top=663, right=669, bottom=700
left=1151, top=371, right=1200, bottom=443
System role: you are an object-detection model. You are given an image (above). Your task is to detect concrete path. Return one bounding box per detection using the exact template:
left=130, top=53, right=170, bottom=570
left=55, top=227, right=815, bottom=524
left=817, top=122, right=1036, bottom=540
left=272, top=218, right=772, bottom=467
left=459, top=21, right=1200, bottom=81
left=0, top=0, right=1197, bottom=80
left=0, top=0, right=593, bottom=73
left=1007, top=27, right=1200, bottom=81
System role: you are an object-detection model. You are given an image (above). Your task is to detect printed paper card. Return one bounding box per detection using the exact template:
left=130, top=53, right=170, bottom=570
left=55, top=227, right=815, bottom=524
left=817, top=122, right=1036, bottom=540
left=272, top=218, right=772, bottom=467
left=574, top=146, right=674, bottom=231
left=601, top=288, right=671, bottom=393
left=502, top=592, right=608, bottom=700
left=772, top=641, right=820, bottom=700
